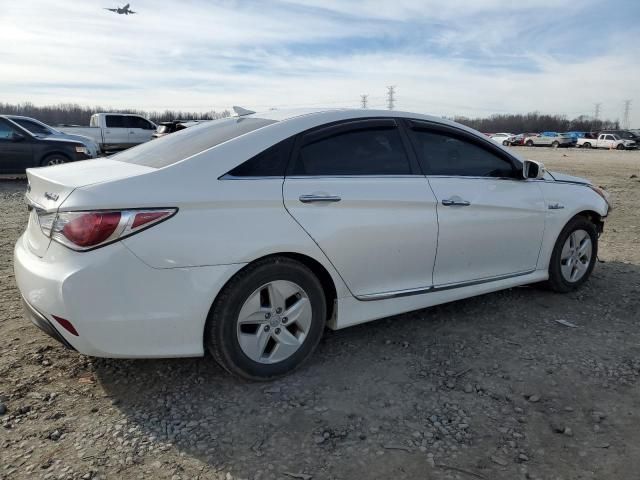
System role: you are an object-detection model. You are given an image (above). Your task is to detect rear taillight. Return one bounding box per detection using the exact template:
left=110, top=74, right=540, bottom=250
left=38, top=208, right=176, bottom=251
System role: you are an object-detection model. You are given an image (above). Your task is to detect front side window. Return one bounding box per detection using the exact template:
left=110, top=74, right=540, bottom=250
left=291, top=126, right=411, bottom=176
left=0, top=119, right=16, bottom=140
left=409, top=129, right=515, bottom=178
left=126, top=116, right=154, bottom=129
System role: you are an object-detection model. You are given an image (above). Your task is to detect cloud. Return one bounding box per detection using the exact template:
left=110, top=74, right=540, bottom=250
left=1, top=0, right=639, bottom=125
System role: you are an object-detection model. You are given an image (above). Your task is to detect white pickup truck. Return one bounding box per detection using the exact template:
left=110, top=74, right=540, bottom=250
left=58, top=113, right=156, bottom=153
left=577, top=133, right=637, bottom=150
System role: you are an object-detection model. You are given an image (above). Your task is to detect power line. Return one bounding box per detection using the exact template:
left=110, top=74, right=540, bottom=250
left=623, top=99, right=632, bottom=129
left=386, top=86, right=396, bottom=110
left=360, top=94, right=368, bottom=109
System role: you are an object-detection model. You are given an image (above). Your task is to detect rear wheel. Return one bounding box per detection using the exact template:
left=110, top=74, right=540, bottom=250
left=41, top=154, right=69, bottom=166
left=502, top=140, right=509, bottom=146
left=583, top=142, right=592, bottom=149
left=551, top=141, right=560, bottom=148
left=545, top=216, right=598, bottom=293
left=205, top=257, right=326, bottom=380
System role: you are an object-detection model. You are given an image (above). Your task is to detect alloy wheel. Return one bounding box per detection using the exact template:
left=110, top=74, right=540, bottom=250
left=560, top=229, right=592, bottom=282
left=236, top=280, right=311, bottom=364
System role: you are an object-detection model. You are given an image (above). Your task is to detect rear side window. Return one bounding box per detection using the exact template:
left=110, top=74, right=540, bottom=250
left=291, top=126, right=411, bottom=176
left=226, top=138, right=294, bottom=177
left=0, top=119, right=16, bottom=139
left=409, top=129, right=515, bottom=178
left=105, top=115, right=125, bottom=128
left=113, top=117, right=277, bottom=168
left=14, top=119, right=51, bottom=135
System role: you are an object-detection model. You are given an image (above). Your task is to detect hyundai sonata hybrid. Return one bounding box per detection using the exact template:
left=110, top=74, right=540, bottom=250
left=14, top=108, right=610, bottom=380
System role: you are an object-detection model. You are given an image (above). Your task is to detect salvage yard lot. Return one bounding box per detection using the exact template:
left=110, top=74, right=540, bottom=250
left=1, top=148, right=639, bottom=480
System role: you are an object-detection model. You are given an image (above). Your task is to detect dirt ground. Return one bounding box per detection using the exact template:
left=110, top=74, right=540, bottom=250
left=1, top=148, right=640, bottom=480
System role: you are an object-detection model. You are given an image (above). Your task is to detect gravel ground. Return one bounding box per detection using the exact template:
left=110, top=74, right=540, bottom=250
left=1, top=148, right=640, bottom=480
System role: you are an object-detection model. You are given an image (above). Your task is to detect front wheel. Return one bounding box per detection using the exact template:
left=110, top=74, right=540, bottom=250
left=545, top=216, right=598, bottom=293
left=616, top=144, right=625, bottom=150
left=526, top=140, right=535, bottom=147
left=41, top=154, right=69, bottom=166
left=551, top=141, right=560, bottom=148
left=205, top=257, right=326, bottom=380
left=502, top=140, right=509, bottom=146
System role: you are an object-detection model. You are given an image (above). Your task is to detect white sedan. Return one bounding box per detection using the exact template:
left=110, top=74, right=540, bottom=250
left=490, top=132, right=516, bottom=146
left=14, top=108, right=610, bottom=379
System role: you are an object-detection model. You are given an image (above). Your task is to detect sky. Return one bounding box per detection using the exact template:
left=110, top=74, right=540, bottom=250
left=1, top=0, right=639, bottom=125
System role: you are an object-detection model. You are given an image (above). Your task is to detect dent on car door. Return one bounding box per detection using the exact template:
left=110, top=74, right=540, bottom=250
left=406, top=123, right=546, bottom=287
left=282, top=119, right=439, bottom=298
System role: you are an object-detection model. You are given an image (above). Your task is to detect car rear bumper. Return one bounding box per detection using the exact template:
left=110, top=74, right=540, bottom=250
left=21, top=296, right=76, bottom=350
left=13, top=233, right=244, bottom=358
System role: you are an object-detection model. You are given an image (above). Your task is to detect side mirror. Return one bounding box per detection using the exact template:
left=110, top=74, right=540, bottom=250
left=523, top=160, right=545, bottom=180
left=11, top=132, right=25, bottom=142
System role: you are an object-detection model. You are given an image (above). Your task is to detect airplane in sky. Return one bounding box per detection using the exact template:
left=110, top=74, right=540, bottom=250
left=104, top=3, right=136, bottom=15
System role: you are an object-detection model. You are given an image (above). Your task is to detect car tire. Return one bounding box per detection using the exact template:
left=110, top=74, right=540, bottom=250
left=502, top=140, right=509, bottom=146
left=583, top=142, right=591, bottom=149
left=616, top=144, right=625, bottom=150
left=545, top=216, right=598, bottom=293
left=205, top=256, right=327, bottom=380
left=526, top=140, right=534, bottom=147
left=551, top=141, right=560, bottom=148
left=41, top=154, right=69, bottom=167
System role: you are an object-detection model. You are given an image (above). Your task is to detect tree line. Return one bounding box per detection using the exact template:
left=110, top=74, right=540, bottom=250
left=0, top=102, right=231, bottom=126
left=453, top=112, right=619, bottom=134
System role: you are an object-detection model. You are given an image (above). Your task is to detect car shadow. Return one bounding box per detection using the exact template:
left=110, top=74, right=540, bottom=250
left=93, top=259, right=640, bottom=478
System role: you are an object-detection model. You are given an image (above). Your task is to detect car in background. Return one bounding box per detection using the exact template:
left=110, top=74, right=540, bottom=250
left=3, top=115, right=99, bottom=158
left=0, top=117, right=91, bottom=174
left=524, top=132, right=574, bottom=148
left=599, top=130, right=640, bottom=143
left=152, top=120, right=202, bottom=139
left=489, top=132, right=516, bottom=146
left=58, top=113, right=156, bottom=152
left=14, top=108, right=610, bottom=379
left=577, top=133, right=637, bottom=150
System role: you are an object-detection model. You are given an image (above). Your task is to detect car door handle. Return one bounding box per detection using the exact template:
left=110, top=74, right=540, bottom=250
left=442, top=198, right=471, bottom=207
left=299, top=194, right=342, bottom=203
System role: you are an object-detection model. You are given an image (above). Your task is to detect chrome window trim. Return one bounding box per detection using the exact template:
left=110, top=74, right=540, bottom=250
left=355, top=269, right=536, bottom=301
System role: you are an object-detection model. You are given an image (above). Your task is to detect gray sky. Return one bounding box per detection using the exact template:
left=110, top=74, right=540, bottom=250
left=2, top=0, right=639, bottom=125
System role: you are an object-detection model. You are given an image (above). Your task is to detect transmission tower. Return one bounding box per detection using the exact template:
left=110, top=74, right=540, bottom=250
left=623, top=100, right=631, bottom=129
left=594, top=103, right=601, bottom=121
left=360, top=94, right=368, bottom=109
left=386, top=86, right=396, bottom=110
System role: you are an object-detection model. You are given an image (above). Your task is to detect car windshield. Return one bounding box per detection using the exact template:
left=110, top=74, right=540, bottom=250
left=113, top=116, right=277, bottom=168
left=12, top=118, right=53, bottom=136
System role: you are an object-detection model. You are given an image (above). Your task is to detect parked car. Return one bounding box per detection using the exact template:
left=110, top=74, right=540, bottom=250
left=14, top=108, right=610, bottom=379
left=58, top=113, right=156, bottom=152
left=152, top=120, right=201, bottom=139
left=0, top=117, right=91, bottom=174
left=599, top=130, right=640, bottom=143
left=577, top=133, right=637, bottom=150
left=489, top=132, right=516, bottom=146
left=509, top=133, right=538, bottom=146
left=524, top=132, right=574, bottom=148
left=4, top=115, right=99, bottom=158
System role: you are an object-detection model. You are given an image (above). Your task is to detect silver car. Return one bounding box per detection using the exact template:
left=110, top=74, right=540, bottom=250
left=524, top=132, right=574, bottom=148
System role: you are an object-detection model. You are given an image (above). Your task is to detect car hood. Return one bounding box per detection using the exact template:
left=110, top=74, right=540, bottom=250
left=547, top=170, right=591, bottom=185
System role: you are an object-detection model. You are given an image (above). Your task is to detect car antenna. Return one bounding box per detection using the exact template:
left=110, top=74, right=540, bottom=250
left=233, top=106, right=256, bottom=117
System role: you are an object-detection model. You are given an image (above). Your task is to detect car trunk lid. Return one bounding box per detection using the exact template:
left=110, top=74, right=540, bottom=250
left=24, top=159, right=155, bottom=257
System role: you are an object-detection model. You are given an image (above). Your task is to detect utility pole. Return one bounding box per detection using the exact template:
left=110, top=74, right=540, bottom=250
left=360, top=94, right=368, bottom=109
left=623, top=99, right=631, bottom=129
left=386, top=86, right=396, bottom=110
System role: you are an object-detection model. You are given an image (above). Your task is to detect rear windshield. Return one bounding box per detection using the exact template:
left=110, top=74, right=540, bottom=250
left=113, top=117, right=277, bottom=168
